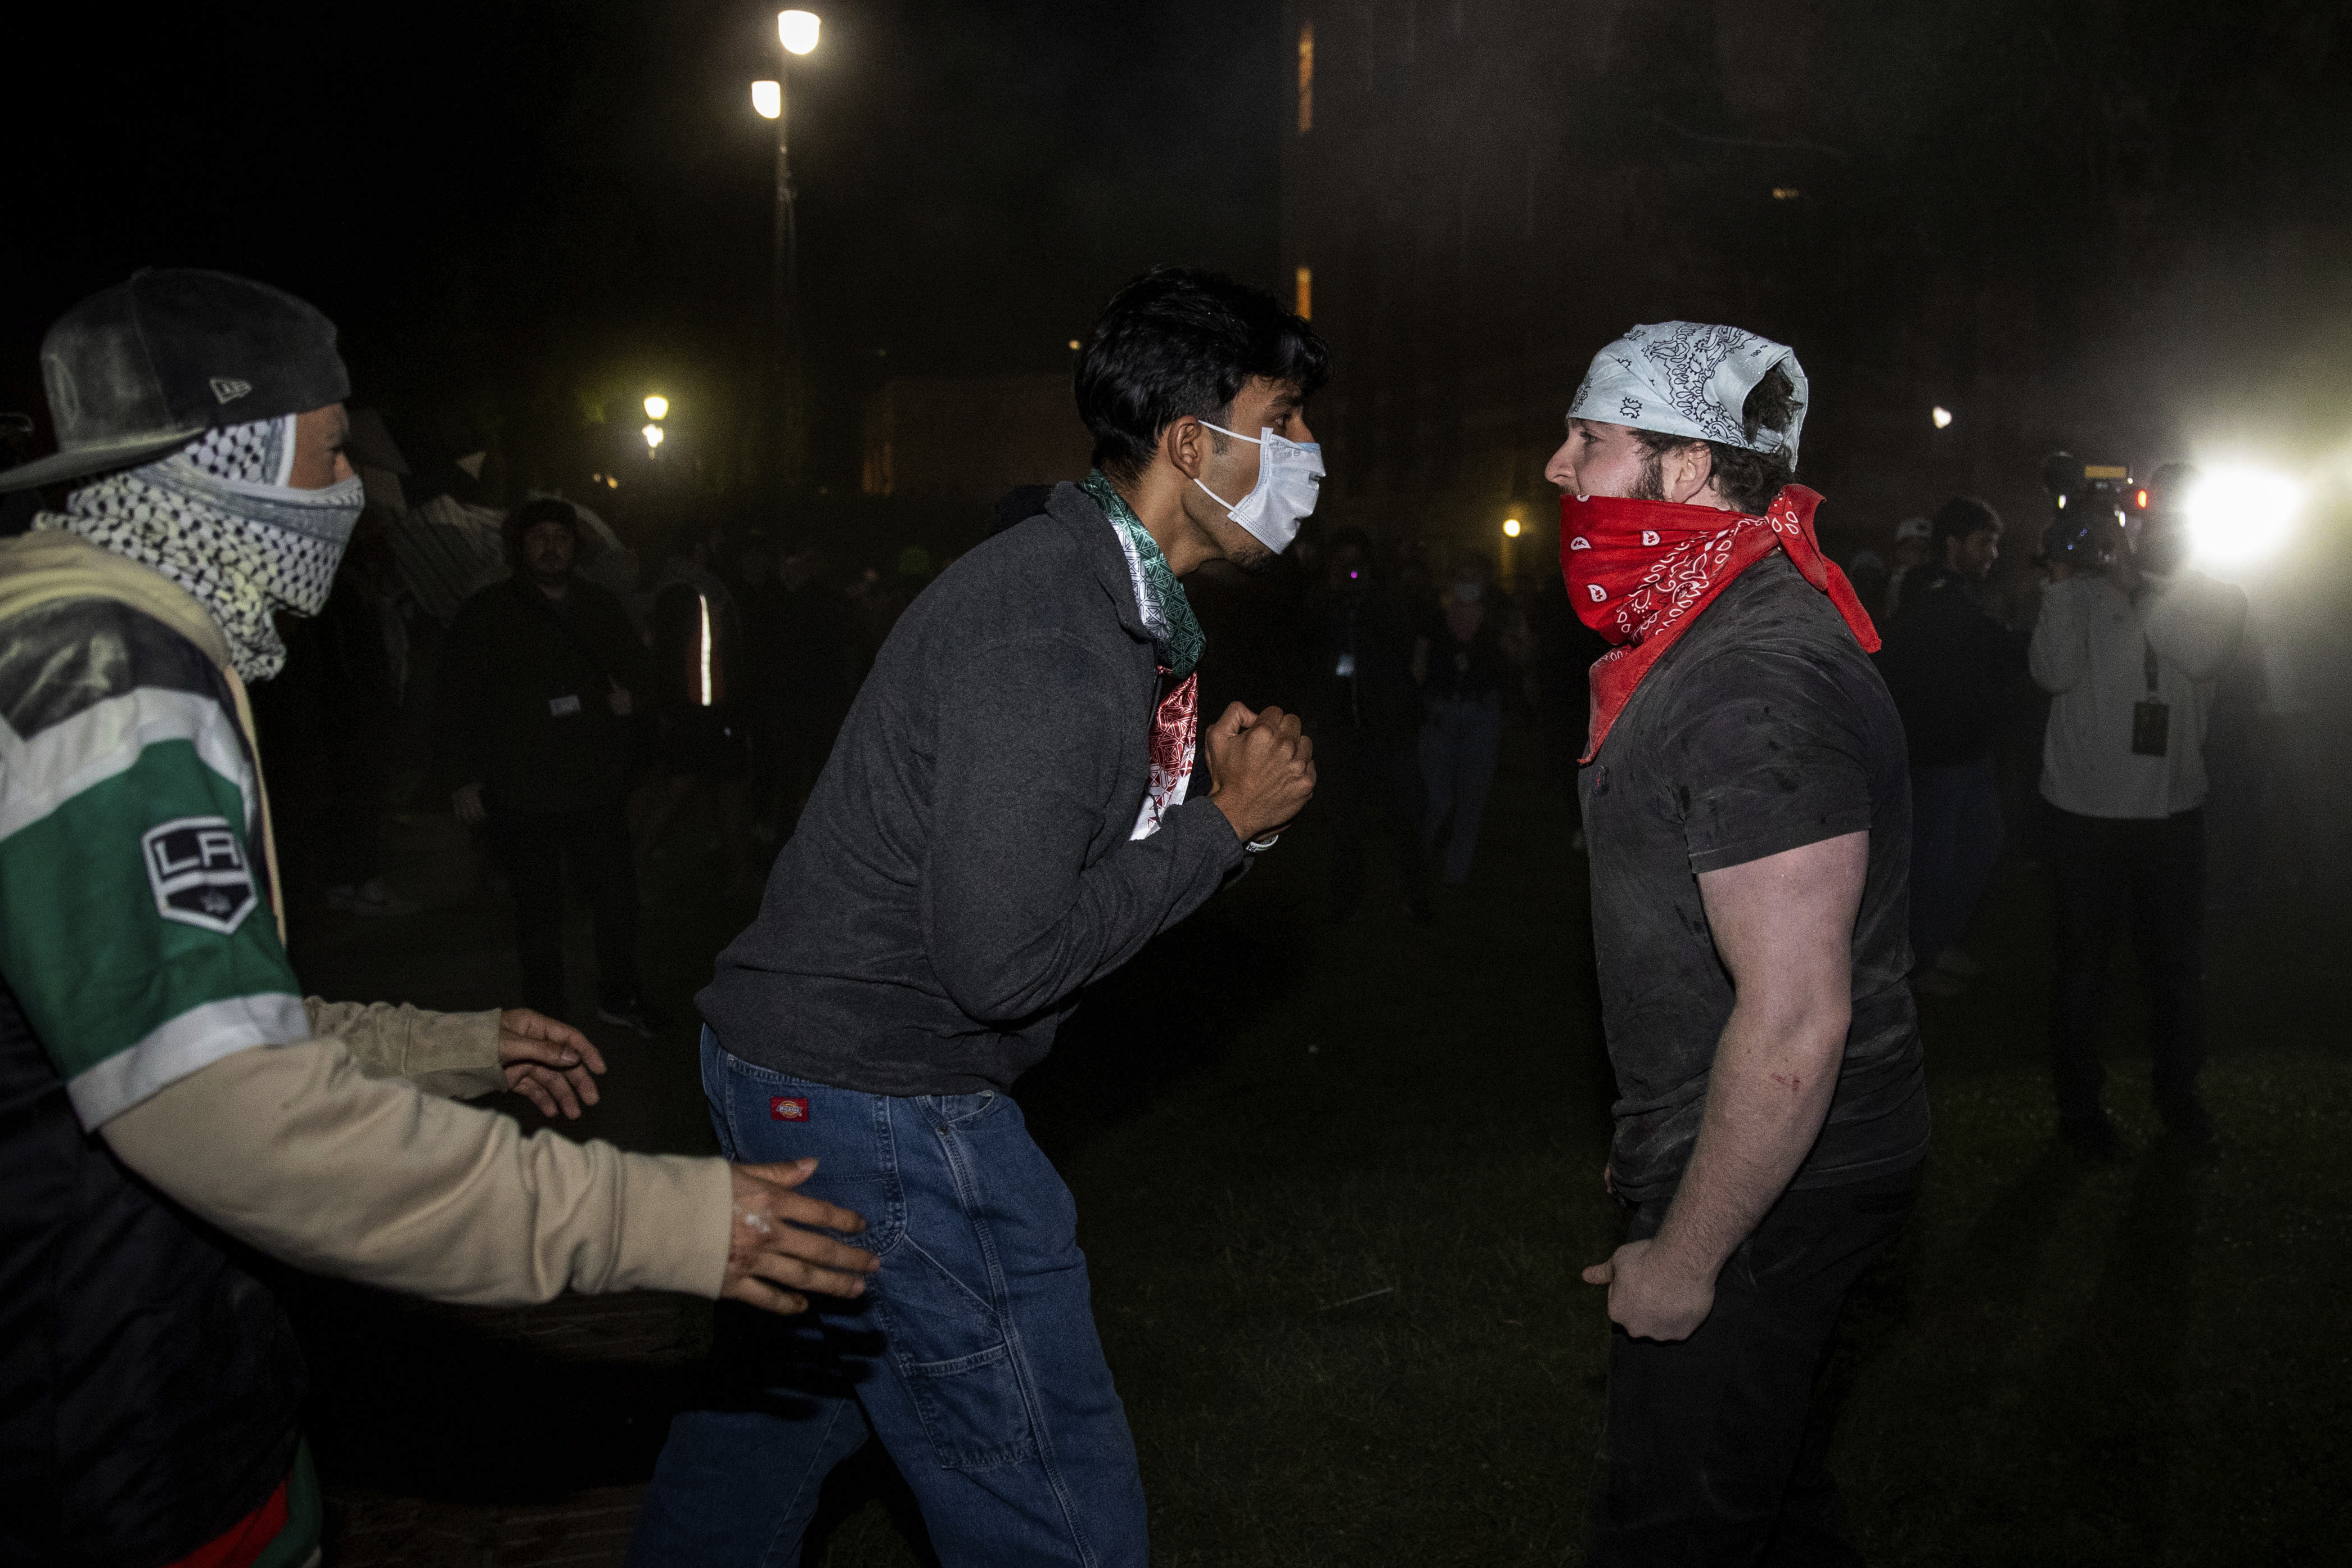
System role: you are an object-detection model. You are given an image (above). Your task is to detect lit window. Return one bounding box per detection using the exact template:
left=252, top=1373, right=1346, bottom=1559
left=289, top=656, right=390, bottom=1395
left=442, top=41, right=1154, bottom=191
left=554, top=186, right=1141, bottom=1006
left=1297, top=22, right=1314, bottom=134
left=1295, top=266, right=1313, bottom=321
left=1772, top=186, right=1801, bottom=201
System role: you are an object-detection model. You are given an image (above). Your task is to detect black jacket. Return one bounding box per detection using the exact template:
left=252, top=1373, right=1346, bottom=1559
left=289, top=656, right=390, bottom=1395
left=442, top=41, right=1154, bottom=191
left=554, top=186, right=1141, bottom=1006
left=1875, top=565, right=2027, bottom=767
left=699, top=482, right=1246, bottom=1096
left=435, top=575, right=652, bottom=814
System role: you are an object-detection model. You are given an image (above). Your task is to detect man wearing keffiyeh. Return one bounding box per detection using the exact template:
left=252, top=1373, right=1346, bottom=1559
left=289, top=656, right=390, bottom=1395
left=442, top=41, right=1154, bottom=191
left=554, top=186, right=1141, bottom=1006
left=1549, top=322, right=1930, bottom=1562
left=638, top=268, right=1322, bottom=1567
left=0, top=271, right=877, bottom=1568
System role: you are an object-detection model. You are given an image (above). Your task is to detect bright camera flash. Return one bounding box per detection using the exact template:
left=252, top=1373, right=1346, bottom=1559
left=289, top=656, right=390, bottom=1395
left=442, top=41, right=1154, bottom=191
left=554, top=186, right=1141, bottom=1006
left=2185, top=465, right=2302, bottom=567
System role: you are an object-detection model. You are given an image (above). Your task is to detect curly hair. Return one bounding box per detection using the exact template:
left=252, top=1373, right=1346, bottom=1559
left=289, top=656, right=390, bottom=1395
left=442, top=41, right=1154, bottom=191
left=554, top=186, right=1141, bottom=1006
left=1633, top=364, right=1801, bottom=515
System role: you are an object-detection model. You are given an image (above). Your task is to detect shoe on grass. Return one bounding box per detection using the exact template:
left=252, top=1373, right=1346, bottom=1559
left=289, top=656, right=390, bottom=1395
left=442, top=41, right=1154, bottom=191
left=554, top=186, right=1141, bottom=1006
left=2058, top=1112, right=2126, bottom=1162
left=595, top=997, right=666, bottom=1038
left=1934, top=947, right=1985, bottom=979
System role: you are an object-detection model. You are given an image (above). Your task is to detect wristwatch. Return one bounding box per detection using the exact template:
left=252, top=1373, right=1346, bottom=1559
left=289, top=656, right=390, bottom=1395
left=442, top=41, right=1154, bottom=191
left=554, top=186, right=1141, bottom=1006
left=1245, top=832, right=1282, bottom=855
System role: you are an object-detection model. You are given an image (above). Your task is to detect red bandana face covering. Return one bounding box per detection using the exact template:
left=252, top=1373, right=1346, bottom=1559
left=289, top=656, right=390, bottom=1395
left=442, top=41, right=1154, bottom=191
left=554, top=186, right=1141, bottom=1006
left=1560, top=484, right=1878, bottom=762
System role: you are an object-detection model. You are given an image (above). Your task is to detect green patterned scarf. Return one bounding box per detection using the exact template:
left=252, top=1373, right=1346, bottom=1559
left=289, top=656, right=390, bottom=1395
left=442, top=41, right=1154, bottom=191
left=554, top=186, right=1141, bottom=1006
left=1081, top=469, right=1204, bottom=679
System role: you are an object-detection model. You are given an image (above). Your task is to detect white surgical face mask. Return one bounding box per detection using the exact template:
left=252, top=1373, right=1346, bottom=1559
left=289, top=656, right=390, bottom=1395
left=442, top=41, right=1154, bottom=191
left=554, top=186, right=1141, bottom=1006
left=1192, top=420, right=1324, bottom=554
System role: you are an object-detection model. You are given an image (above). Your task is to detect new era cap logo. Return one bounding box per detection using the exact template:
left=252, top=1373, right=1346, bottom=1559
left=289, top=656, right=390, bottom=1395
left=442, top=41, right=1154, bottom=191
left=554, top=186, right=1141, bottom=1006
left=210, top=377, right=254, bottom=404
left=142, top=816, right=257, bottom=934
left=771, top=1097, right=809, bottom=1121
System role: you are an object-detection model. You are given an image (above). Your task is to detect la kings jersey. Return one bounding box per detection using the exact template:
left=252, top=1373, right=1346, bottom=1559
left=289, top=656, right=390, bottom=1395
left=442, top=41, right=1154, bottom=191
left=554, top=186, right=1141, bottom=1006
left=0, top=539, right=312, bottom=1566
left=0, top=593, right=305, bottom=1128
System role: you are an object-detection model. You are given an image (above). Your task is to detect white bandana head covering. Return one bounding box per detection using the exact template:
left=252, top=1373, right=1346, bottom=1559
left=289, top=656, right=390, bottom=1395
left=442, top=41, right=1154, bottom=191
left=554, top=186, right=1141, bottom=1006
left=1568, top=321, right=1809, bottom=466
left=34, top=414, right=365, bottom=681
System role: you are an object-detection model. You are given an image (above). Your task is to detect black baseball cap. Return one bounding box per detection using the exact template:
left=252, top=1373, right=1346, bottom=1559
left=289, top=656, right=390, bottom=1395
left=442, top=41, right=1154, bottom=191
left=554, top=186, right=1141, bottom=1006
left=0, top=268, right=350, bottom=493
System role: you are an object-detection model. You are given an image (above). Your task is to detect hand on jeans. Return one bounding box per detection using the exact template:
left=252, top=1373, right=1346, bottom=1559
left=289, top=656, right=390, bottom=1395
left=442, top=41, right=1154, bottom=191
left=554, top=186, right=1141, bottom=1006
left=495, top=1008, right=605, bottom=1119
left=1583, top=1238, right=1716, bottom=1341
left=725, top=1159, right=880, bottom=1315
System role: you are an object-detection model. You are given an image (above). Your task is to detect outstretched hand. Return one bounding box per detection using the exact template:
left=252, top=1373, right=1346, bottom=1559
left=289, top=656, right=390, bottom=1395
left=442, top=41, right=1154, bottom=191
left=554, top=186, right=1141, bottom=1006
left=725, top=1159, right=881, bottom=1315
left=1204, top=701, right=1316, bottom=842
left=497, top=1007, right=606, bottom=1119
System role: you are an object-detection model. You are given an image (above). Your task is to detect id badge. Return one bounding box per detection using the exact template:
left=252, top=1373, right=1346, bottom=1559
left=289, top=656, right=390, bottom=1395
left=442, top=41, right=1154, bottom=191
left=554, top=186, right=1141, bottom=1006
left=2131, top=700, right=2170, bottom=757
left=549, top=693, right=583, bottom=718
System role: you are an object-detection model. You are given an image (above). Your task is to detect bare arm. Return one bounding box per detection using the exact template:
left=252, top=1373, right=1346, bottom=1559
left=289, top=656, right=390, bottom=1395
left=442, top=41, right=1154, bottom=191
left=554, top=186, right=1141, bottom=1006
left=1582, top=831, right=1866, bottom=1340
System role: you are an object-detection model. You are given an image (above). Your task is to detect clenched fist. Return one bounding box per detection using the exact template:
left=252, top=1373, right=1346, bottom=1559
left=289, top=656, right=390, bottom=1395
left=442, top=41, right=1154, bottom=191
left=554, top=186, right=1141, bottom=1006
left=1204, top=701, right=1316, bottom=843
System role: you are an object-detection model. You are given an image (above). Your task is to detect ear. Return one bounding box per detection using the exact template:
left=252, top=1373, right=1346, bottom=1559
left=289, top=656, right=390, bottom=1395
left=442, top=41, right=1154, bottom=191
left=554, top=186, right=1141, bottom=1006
left=1669, top=441, right=1715, bottom=505
left=1163, top=417, right=1211, bottom=481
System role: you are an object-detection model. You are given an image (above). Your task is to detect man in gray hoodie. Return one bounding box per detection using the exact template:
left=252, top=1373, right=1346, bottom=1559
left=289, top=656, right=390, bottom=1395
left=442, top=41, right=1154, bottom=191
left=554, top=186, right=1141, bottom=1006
left=632, top=268, right=1326, bottom=1566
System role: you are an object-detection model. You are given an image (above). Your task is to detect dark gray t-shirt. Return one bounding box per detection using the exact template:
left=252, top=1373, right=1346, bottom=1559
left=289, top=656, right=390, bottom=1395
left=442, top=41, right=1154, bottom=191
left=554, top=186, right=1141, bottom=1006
left=1578, top=553, right=1929, bottom=1204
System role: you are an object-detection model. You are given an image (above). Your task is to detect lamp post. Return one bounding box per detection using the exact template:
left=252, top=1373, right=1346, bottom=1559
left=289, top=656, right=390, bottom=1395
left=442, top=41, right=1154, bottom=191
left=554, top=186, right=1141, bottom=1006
left=753, top=9, right=819, bottom=490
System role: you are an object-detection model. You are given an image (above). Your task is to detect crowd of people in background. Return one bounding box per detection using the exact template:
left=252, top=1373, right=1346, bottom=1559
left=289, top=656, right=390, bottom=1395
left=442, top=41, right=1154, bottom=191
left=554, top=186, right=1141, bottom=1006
left=237, top=447, right=2277, bottom=1119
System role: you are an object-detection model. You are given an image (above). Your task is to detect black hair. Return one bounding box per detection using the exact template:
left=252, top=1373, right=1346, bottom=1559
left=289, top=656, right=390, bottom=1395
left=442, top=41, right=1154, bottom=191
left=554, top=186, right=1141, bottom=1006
left=1931, top=494, right=2002, bottom=544
left=1075, top=266, right=1330, bottom=483
left=502, top=495, right=579, bottom=569
left=1633, top=364, right=1802, bottom=515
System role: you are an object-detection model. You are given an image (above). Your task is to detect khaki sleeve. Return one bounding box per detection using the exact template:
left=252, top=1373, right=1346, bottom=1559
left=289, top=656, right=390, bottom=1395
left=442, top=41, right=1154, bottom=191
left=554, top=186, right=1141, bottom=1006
left=303, top=998, right=507, bottom=1098
left=103, top=1038, right=732, bottom=1306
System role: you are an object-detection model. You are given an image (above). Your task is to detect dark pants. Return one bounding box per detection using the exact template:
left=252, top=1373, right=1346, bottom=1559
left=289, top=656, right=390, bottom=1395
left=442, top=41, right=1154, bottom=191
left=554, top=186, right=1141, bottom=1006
left=1588, top=1169, right=1918, bottom=1566
left=631, top=1032, right=1147, bottom=1566
left=2044, top=804, right=2206, bottom=1122
left=1420, top=695, right=1503, bottom=884
left=491, top=802, right=640, bottom=1019
left=1322, top=725, right=1430, bottom=916
left=1907, top=757, right=2004, bottom=971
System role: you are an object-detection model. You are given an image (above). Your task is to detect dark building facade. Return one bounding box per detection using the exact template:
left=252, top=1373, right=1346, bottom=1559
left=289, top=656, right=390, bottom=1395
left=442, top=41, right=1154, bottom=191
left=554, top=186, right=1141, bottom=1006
left=1279, top=0, right=2352, bottom=569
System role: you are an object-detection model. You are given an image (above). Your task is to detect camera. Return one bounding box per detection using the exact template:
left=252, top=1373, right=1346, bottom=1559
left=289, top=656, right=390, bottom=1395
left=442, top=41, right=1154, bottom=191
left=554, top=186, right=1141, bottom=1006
left=2036, top=452, right=2148, bottom=570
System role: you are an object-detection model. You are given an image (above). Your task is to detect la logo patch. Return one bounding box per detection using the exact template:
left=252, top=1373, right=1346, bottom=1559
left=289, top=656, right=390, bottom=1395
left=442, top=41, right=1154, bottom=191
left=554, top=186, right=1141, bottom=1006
left=142, top=816, right=256, bottom=934
left=771, top=1097, right=809, bottom=1122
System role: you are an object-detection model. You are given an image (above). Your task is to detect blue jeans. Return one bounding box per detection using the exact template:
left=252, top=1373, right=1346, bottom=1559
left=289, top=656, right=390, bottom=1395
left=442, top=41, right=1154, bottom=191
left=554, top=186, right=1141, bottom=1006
left=628, top=1030, right=1146, bottom=1567
left=1907, top=757, right=2004, bottom=971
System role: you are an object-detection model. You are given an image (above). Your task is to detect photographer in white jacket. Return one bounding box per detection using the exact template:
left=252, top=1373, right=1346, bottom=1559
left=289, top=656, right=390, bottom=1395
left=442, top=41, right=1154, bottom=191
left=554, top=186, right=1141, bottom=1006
left=2030, top=472, right=2246, bottom=1157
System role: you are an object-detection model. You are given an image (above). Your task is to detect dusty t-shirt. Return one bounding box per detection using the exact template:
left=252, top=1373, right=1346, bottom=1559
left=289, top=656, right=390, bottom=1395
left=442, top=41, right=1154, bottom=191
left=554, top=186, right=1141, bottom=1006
left=1578, top=552, right=1929, bottom=1204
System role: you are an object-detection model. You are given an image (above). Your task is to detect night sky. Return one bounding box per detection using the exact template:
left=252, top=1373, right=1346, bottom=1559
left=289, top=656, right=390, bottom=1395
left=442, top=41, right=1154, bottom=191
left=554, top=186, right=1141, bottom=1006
left=10, top=1, right=2352, bottom=512
left=4, top=0, right=1282, bottom=489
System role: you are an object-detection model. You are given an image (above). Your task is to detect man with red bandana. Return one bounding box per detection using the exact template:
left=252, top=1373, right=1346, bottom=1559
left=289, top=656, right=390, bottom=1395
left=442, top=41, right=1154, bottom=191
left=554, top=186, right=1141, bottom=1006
left=1549, top=322, right=1929, bottom=1563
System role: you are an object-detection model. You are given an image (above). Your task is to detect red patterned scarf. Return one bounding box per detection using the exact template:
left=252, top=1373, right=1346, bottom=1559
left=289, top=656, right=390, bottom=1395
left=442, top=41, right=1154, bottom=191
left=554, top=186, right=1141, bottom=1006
left=1560, top=485, right=1877, bottom=762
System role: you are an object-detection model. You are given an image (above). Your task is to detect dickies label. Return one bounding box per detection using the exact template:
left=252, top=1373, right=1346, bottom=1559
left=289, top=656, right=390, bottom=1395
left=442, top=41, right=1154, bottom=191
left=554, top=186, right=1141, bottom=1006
left=770, top=1097, right=809, bottom=1121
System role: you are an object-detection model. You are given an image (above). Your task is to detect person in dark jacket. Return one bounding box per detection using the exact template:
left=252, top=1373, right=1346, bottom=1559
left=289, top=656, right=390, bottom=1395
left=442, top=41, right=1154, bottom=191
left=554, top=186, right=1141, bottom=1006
left=1309, top=525, right=1432, bottom=920
left=1413, top=551, right=1522, bottom=884
left=439, top=498, right=660, bottom=1031
left=630, top=267, right=1326, bottom=1567
left=1875, top=495, right=2026, bottom=989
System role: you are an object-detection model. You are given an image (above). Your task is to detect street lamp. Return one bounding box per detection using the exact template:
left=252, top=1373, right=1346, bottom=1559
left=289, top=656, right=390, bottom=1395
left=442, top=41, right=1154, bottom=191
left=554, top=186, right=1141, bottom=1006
left=753, top=10, right=820, bottom=490
left=644, top=394, right=669, bottom=421
left=642, top=422, right=665, bottom=451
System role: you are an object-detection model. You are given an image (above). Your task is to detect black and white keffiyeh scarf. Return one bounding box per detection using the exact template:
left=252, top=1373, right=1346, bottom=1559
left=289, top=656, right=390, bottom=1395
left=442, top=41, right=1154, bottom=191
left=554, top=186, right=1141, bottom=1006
left=35, top=415, right=365, bottom=681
